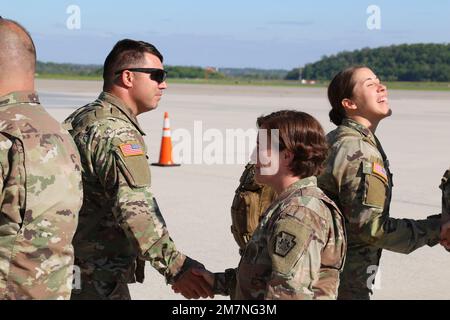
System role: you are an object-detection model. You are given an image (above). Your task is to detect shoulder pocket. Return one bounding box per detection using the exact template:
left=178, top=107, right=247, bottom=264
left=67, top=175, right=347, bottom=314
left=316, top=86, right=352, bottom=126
left=362, top=161, right=388, bottom=209
left=269, top=218, right=313, bottom=276
left=113, top=142, right=151, bottom=188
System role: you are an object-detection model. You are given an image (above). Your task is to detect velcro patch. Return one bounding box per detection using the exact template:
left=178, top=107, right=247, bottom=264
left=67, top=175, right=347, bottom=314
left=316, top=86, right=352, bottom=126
left=372, top=162, right=388, bottom=183
left=119, top=143, right=144, bottom=157
left=274, top=231, right=296, bottom=257
left=270, top=218, right=314, bottom=275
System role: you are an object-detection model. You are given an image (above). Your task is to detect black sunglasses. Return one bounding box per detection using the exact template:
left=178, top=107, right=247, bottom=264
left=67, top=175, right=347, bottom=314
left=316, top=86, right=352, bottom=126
left=115, top=68, right=168, bottom=84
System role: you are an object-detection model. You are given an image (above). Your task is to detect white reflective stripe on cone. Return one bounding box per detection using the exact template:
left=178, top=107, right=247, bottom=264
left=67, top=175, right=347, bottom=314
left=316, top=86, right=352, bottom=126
left=164, top=118, right=170, bottom=129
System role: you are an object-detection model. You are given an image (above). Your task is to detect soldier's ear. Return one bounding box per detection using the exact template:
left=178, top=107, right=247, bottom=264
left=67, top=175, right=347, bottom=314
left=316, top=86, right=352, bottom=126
left=120, top=70, right=134, bottom=88
left=342, top=98, right=357, bottom=111
left=284, top=150, right=293, bottom=160
left=281, top=150, right=294, bottom=167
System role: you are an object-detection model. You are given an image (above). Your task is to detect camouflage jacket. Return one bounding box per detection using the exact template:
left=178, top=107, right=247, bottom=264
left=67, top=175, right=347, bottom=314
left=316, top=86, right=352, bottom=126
left=441, top=168, right=450, bottom=222
left=215, top=176, right=346, bottom=300
left=0, top=91, right=83, bottom=300
left=64, top=92, right=190, bottom=286
left=318, top=118, right=441, bottom=299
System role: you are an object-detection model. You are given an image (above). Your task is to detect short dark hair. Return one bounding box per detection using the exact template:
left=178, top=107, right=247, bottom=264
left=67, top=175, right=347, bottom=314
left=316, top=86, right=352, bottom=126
left=103, top=39, right=163, bottom=89
left=327, top=66, right=366, bottom=126
left=0, top=18, right=36, bottom=73
left=257, top=110, right=328, bottom=178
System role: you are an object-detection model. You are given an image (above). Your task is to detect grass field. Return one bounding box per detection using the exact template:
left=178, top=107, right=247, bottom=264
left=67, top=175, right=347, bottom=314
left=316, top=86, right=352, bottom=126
left=36, top=74, right=450, bottom=91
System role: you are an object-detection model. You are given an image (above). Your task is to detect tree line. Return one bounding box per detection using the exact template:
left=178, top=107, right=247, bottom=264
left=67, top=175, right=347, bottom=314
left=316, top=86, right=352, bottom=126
left=36, top=62, right=226, bottom=79
left=285, top=43, right=450, bottom=82
left=36, top=43, right=450, bottom=82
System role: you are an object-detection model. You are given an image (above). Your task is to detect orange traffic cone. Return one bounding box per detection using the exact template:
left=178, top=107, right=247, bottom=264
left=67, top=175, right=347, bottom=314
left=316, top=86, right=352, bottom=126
left=152, top=112, right=181, bottom=167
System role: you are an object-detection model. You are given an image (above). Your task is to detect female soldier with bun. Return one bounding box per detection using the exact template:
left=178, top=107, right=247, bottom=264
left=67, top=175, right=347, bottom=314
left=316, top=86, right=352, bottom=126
left=318, top=66, right=443, bottom=300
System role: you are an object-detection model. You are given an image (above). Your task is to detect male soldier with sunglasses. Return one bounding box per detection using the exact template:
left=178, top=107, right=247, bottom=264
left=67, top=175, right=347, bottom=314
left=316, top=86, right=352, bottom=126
left=64, top=39, right=213, bottom=300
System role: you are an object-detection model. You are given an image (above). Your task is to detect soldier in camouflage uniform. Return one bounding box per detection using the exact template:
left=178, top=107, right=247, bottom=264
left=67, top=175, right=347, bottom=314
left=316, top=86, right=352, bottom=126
left=318, top=66, right=443, bottom=300
left=440, top=168, right=450, bottom=249
left=65, top=39, right=212, bottom=300
left=0, top=18, right=83, bottom=299
left=187, top=111, right=346, bottom=300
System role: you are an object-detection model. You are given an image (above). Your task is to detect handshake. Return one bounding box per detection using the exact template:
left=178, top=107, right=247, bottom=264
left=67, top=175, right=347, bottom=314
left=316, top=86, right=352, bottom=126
left=171, top=266, right=216, bottom=299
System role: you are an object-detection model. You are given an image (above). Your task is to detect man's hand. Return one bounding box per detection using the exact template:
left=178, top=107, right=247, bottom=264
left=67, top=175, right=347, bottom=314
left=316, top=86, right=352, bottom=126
left=191, top=268, right=215, bottom=287
left=171, top=267, right=214, bottom=299
left=440, top=221, right=450, bottom=250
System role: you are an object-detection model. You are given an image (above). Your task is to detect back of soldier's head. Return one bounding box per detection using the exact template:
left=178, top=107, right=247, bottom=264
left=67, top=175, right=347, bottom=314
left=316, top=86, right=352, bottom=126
left=0, top=17, right=37, bottom=78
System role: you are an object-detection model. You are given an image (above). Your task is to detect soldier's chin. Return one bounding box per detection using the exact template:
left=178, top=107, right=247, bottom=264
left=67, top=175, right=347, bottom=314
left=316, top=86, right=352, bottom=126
left=146, top=102, right=158, bottom=111
left=380, top=108, right=392, bottom=119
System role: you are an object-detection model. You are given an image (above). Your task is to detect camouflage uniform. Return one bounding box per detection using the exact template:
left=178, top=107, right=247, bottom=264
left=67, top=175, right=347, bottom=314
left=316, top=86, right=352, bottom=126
left=317, top=118, right=441, bottom=300
left=231, top=163, right=277, bottom=254
left=215, top=176, right=346, bottom=300
left=64, top=92, right=198, bottom=300
left=0, top=91, right=83, bottom=300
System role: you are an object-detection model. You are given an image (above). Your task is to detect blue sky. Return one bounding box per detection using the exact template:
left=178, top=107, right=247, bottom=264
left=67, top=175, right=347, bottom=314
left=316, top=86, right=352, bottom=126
left=2, top=0, right=450, bottom=69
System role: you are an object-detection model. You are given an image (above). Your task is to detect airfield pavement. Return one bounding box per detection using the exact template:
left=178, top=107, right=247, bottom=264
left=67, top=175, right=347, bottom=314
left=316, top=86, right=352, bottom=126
left=36, top=79, right=450, bottom=300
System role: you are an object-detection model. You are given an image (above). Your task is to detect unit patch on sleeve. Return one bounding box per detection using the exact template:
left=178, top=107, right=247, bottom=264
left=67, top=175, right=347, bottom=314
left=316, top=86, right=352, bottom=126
left=274, top=231, right=297, bottom=257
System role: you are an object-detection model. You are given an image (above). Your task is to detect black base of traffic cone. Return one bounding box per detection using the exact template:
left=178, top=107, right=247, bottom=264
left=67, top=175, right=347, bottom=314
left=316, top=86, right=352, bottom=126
left=151, top=163, right=181, bottom=167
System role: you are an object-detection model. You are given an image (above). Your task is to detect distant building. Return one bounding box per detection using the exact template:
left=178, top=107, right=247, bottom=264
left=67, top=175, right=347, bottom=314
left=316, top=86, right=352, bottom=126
left=301, top=79, right=317, bottom=85
left=205, top=67, right=217, bottom=73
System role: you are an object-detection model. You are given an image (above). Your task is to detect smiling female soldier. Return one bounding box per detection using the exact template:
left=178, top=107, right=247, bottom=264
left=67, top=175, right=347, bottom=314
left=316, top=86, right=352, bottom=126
left=317, top=66, right=443, bottom=300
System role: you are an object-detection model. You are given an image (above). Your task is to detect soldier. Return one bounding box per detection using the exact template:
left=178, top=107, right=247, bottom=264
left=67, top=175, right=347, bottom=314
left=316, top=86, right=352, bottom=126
left=318, top=66, right=443, bottom=300
left=440, top=168, right=450, bottom=249
left=64, top=39, right=212, bottom=300
left=181, top=110, right=347, bottom=299
left=0, top=18, right=83, bottom=299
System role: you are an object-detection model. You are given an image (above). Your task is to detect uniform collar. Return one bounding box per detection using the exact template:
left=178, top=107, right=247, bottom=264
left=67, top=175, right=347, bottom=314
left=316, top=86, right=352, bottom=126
left=277, top=176, right=318, bottom=200
left=98, top=92, right=145, bottom=136
left=0, top=91, right=40, bottom=107
left=341, top=118, right=388, bottom=162
left=341, top=118, right=377, bottom=146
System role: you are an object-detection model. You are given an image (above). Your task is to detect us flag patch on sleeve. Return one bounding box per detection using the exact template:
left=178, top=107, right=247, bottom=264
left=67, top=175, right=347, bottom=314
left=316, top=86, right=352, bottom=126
left=119, top=143, right=144, bottom=157
left=372, top=162, right=388, bottom=183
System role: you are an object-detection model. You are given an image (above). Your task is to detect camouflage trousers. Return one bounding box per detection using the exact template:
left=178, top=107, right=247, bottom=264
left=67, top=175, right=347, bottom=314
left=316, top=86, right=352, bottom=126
left=71, top=277, right=131, bottom=300
left=338, top=285, right=371, bottom=300
left=337, top=245, right=382, bottom=300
